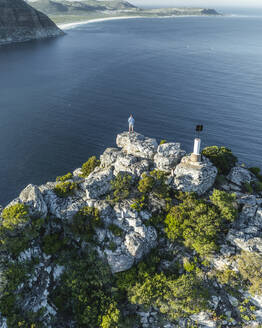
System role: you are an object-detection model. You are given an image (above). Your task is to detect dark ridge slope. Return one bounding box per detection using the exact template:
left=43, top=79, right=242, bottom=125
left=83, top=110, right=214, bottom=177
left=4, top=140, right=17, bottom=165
left=0, top=0, right=64, bottom=46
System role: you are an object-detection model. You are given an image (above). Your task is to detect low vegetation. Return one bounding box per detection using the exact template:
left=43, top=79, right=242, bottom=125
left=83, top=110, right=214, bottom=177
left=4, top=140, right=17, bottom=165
left=54, top=180, right=78, bottom=198
left=237, top=251, right=262, bottom=296
left=202, top=146, right=237, bottom=175
left=81, top=156, right=100, bottom=178
left=1, top=203, right=30, bottom=229
left=165, top=190, right=237, bottom=256
left=70, top=206, right=102, bottom=241
left=110, top=172, right=133, bottom=202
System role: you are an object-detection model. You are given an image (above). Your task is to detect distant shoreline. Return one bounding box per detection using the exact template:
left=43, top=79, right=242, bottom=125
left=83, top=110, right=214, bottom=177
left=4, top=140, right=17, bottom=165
left=58, top=14, right=221, bottom=30
left=58, top=16, right=144, bottom=30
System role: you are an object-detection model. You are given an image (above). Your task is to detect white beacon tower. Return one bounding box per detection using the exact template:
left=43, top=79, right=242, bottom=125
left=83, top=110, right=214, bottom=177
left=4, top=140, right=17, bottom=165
left=191, top=125, right=203, bottom=162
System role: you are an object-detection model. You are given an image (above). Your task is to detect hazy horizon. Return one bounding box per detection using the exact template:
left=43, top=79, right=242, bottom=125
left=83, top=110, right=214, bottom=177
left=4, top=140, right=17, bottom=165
left=127, top=0, right=262, bottom=8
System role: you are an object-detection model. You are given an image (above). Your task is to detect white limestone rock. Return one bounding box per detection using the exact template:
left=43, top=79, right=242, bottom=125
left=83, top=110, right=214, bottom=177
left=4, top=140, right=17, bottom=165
left=172, top=155, right=217, bottom=195
left=190, top=312, right=216, bottom=328
left=43, top=189, right=85, bottom=220
left=227, top=166, right=253, bottom=186
left=113, top=152, right=151, bottom=177
left=100, top=147, right=122, bottom=168
left=154, top=142, right=186, bottom=172
left=106, top=251, right=134, bottom=273
left=116, top=131, right=158, bottom=159
left=73, top=168, right=83, bottom=177
left=19, top=184, right=48, bottom=218
left=80, top=167, right=114, bottom=199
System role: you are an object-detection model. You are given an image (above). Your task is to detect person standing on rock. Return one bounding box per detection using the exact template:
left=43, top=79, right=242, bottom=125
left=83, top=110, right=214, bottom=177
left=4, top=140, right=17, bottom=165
left=128, top=114, right=135, bottom=134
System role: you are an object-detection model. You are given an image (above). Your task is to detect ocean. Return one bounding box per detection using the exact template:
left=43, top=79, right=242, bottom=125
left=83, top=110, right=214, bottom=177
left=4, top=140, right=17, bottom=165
left=0, top=12, right=262, bottom=205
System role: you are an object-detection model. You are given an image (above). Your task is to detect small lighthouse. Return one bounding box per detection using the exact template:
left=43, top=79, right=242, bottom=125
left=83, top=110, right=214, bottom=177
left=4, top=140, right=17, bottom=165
left=191, top=125, right=203, bottom=163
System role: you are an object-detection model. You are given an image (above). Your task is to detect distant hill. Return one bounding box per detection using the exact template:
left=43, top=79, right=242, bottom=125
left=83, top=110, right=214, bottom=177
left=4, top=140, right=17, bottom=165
left=27, top=0, right=138, bottom=15
left=0, top=0, right=64, bottom=46
left=26, top=0, right=220, bottom=25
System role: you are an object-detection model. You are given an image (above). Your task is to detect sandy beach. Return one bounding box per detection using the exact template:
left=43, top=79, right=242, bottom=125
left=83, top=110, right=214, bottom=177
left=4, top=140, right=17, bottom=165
left=58, top=16, right=145, bottom=30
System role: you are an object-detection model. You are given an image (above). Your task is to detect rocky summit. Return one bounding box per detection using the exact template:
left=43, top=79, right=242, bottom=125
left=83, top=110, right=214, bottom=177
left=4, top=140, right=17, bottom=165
left=1, top=132, right=262, bottom=327
left=0, top=0, right=64, bottom=46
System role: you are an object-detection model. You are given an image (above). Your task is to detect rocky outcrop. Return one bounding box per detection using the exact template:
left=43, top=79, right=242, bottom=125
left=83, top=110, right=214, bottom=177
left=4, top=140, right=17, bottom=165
left=0, top=0, right=64, bottom=46
left=19, top=184, right=48, bottom=219
left=116, top=132, right=158, bottom=160
left=80, top=167, right=114, bottom=199
left=171, top=155, right=217, bottom=195
left=5, top=131, right=262, bottom=328
left=154, top=142, right=186, bottom=172
left=227, top=166, right=254, bottom=186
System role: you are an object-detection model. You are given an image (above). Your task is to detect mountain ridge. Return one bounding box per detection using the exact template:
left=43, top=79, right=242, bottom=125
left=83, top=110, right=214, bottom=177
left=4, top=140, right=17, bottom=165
left=0, top=0, right=64, bottom=46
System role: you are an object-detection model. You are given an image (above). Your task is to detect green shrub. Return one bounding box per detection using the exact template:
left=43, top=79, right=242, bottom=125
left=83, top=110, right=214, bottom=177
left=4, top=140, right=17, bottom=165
left=237, top=251, right=262, bottom=295
left=160, top=140, right=167, bottom=145
left=108, top=224, right=124, bottom=237
left=70, top=206, right=102, bottom=241
left=138, top=170, right=170, bottom=200
left=216, top=267, right=241, bottom=287
left=1, top=204, right=30, bottom=230
left=101, top=302, right=120, bottom=328
left=54, top=181, right=78, bottom=198
left=56, top=172, right=73, bottom=182
left=111, top=172, right=133, bottom=202
left=116, top=251, right=160, bottom=293
left=129, top=272, right=209, bottom=320
left=202, top=146, right=237, bottom=175
left=53, top=250, right=115, bottom=327
left=0, top=260, right=43, bottom=326
left=210, top=189, right=237, bottom=222
left=183, top=259, right=195, bottom=273
left=255, top=181, right=262, bottom=192
left=81, top=156, right=100, bottom=178
left=165, top=191, right=237, bottom=257
left=243, top=182, right=253, bottom=194
left=131, top=195, right=147, bottom=211
left=108, top=241, right=117, bottom=252
left=42, top=232, right=69, bottom=255
left=249, top=167, right=261, bottom=176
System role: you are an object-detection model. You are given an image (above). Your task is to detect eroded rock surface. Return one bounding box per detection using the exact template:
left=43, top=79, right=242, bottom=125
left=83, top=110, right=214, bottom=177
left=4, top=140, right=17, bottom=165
left=172, top=155, right=217, bottom=195
left=116, top=132, right=158, bottom=159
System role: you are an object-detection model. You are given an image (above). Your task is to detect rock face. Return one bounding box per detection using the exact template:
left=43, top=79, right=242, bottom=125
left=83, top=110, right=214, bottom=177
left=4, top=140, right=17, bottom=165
left=19, top=184, right=48, bottom=219
left=0, top=0, right=64, bottom=46
left=116, top=132, right=158, bottom=160
left=80, top=167, right=114, bottom=199
left=227, top=166, right=254, bottom=186
left=154, top=142, right=186, bottom=172
left=172, top=155, right=218, bottom=195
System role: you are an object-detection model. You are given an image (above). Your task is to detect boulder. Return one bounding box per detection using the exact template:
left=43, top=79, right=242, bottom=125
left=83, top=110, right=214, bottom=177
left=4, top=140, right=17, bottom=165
left=125, top=232, right=145, bottom=259
left=116, top=132, right=158, bottom=159
left=80, top=167, right=114, bottom=199
left=100, top=148, right=121, bottom=168
left=43, top=189, right=86, bottom=220
left=154, top=142, right=186, bottom=172
left=113, top=152, right=151, bottom=177
left=124, top=225, right=157, bottom=260
left=227, top=166, right=253, bottom=186
left=19, top=184, right=48, bottom=218
left=106, top=251, right=134, bottom=273
left=172, top=155, right=217, bottom=195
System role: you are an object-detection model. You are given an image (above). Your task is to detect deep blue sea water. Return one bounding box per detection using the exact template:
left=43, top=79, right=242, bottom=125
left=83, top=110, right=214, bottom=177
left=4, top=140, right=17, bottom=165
left=0, top=13, right=262, bottom=205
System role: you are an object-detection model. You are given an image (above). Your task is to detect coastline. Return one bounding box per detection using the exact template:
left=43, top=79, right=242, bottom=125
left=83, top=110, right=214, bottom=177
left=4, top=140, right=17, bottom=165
left=58, top=16, right=145, bottom=30
left=58, top=14, right=221, bottom=30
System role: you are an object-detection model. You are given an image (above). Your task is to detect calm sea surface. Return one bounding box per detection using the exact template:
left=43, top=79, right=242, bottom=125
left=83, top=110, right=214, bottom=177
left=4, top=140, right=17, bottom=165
left=0, top=14, right=262, bottom=205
